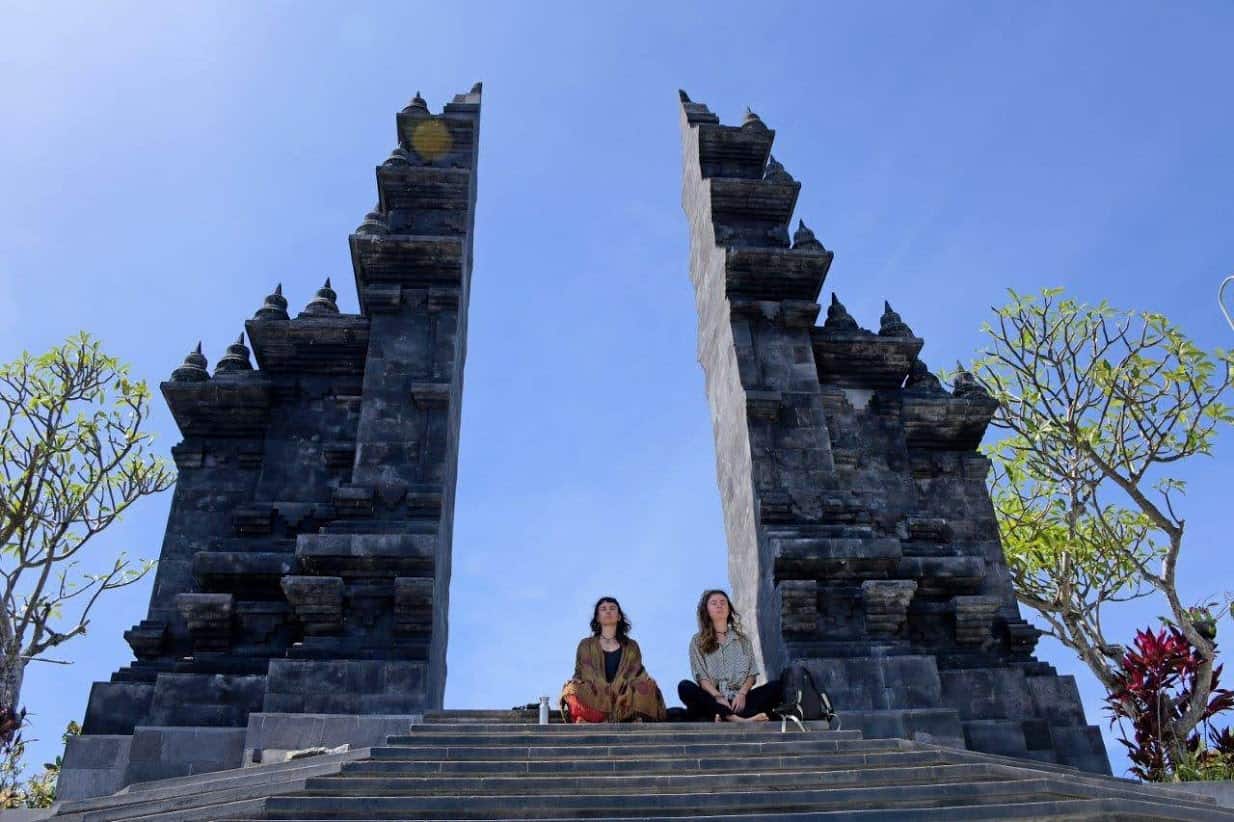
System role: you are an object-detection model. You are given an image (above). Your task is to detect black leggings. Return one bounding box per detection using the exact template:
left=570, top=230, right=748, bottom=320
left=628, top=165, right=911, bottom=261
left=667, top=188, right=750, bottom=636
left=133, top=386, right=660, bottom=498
left=678, top=679, right=782, bottom=720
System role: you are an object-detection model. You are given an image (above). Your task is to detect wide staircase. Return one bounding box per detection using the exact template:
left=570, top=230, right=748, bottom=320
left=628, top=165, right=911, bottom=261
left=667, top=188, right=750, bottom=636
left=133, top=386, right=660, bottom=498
left=51, top=710, right=1233, bottom=820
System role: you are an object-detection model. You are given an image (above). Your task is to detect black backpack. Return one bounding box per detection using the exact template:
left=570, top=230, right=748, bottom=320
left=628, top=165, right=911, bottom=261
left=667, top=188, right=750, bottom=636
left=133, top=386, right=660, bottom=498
left=778, top=663, right=837, bottom=729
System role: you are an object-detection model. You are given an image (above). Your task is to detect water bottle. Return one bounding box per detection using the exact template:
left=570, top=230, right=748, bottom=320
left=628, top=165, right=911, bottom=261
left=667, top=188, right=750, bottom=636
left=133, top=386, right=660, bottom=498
left=538, top=695, right=550, bottom=725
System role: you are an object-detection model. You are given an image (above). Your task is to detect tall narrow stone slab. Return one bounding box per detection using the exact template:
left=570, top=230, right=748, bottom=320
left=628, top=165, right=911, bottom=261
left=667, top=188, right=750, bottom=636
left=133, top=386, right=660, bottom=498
left=678, top=91, right=1109, bottom=773
left=60, top=86, right=482, bottom=799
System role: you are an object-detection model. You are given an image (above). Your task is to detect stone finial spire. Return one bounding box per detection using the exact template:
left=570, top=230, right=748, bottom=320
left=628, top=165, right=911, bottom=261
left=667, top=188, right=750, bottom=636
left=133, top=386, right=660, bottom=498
left=301, top=278, right=339, bottom=316
left=403, top=91, right=429, bottom=115
left=170, top=342, right=210, bottom=382
left=678, top=89, right=691, bottom=103
left=355, top=208, right=389, bottom=236
left=823, top=293, right=861, bottom=334
left=764, top=155, right=795, bottom=184
left=742, top=107, right=765, bottom=129
left=905, top=357, right=943, bottom=393
left=879, top=301, right=915, bottom=338
left=952, top=362, right=991, bottom=399
left=470, top=81, right=483, bottom=94
left=383, top=147, right=411, bottom=167
left=214, top=333, right=253, bottom=374
left=254, top=283, right=289, bottom=320
left=792, top=219, right=824, bottom=251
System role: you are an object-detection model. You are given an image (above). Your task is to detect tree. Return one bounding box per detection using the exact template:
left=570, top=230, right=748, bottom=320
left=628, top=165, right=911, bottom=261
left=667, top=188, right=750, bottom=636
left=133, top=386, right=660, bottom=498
left=0, top=718, right=78, bottom=808
left=0, top=333, right=174, bottom=734
left=969, top=289, right=1234, bottom=765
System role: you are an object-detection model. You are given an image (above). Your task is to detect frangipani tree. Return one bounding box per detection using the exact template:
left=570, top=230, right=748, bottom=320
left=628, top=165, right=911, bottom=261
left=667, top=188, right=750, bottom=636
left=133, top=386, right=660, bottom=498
left=0, top=333, right=173, bottom=738
left=969, top=288, right=1233, bottom=762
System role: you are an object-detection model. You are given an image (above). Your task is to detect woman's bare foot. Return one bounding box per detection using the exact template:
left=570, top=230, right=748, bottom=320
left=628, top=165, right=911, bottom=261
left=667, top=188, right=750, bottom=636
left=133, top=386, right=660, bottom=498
left=748, top=712, right=769, bottom=722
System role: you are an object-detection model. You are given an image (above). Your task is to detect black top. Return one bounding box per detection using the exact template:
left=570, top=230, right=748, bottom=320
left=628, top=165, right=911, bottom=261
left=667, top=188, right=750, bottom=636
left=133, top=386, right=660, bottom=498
left=603, top=647, right=623, bottom=683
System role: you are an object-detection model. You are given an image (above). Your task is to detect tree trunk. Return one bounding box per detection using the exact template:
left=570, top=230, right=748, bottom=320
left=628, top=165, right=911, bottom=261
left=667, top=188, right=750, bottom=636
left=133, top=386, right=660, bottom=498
left=0, top=647, right=24, bottom=714
left=0, top=646, right=24, bottom=745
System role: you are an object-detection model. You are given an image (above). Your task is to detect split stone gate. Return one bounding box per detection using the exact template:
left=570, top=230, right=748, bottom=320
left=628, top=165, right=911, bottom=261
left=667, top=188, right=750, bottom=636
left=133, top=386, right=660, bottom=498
left=57, top=85, right=1108, bottom=800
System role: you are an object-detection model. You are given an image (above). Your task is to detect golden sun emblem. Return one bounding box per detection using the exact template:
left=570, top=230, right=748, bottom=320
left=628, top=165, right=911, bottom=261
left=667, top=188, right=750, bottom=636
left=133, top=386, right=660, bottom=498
left=411, top=120, right=452, bottom=162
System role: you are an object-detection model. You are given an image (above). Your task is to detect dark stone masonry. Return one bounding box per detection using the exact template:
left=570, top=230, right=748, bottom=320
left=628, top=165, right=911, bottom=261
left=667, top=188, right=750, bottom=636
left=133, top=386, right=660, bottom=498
left=58, top=84, right=1111, bottom=803
left=58, top=86, right=482, bottom=799
left=678, top=91, right=1108, bottom=773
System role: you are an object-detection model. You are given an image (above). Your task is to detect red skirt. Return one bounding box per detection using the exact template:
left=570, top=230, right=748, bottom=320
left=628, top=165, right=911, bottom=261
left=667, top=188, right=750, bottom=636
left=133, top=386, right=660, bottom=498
left=562, top=693, right=607, bottom=723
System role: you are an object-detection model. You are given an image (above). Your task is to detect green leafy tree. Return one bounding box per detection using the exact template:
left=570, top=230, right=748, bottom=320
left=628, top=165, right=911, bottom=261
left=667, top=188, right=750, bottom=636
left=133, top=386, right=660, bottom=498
left=0, top=719, right=79, bottom=808
left=0, top=333, right=174, bottom=732
left=969, top=289, right=1234, bottom=762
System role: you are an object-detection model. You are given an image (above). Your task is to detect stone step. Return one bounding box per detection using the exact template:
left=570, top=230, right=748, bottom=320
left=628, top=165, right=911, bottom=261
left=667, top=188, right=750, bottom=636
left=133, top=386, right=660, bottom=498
left=302, top=762, right=1008, bottom=797
left=423, top=710, right=538, bottom=721
left=367, top=737, right=905, bottom=762
left=405, top=720, right=845, bottom=733
left=223, top=799, right=1231, bottom=821
left=339, top=748, right=947, bottom=777
left=53, top=750, right=367, bottom=819
left=67, top=782, right=305, bottom=822
left=388, top=728, right=859, bottom=746
left=255, top=778, right=1096, bottom=818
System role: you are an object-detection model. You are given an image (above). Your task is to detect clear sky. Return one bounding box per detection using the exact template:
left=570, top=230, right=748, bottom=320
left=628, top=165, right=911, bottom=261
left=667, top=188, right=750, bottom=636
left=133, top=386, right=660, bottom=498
left=2, top=0, right=1232, bottom=780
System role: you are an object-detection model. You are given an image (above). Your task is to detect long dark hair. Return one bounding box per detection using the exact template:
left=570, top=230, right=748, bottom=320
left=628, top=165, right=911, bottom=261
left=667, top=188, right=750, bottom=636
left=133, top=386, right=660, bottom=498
left=589, top=596, right=632, bottom=643
left=695, top=589, right=744, bottom=655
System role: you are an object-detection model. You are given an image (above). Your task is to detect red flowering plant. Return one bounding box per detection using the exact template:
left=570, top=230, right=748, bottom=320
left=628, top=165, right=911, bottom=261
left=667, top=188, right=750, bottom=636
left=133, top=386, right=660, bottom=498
left=1105, top=625, right=1234, bottom=781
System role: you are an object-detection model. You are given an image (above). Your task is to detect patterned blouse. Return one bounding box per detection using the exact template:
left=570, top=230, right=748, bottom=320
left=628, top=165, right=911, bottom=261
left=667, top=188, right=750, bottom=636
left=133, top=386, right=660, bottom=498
left=689, top=632, right=757, bottom=700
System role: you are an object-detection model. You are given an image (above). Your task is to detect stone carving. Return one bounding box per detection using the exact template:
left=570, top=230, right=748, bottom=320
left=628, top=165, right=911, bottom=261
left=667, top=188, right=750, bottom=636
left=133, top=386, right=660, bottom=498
left=175, top=593, right=233, bottom=653
left=281, top=576, right=345, bottom=635
left=861, top=580, right=917, bottom=637
left=69, top=85, right=483, bottom=744
left=680, top=92, right=1109, bottom=773
left=953, top=595, right=1002, bottom=645
left=778, top=580, right=818, bottom=634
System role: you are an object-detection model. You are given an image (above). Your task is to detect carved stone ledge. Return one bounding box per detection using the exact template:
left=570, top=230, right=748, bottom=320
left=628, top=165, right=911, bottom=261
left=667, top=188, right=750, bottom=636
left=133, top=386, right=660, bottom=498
left=745, top=389, right=782, bottom=421
left=123, top=620, right=167, bottom=660
left=175, top=593, right=234, bottom=653
left=905, top=517, right=952, bottom=542
left=394, top=577, right=434, bottom=635
left=406, top=485, right=444, bottom=517
left=901, top=390, right=999, bottom=452
left=1005, top=618, right=1042, bottom=657
left=757, top=489, right=794, bottom=523
left=410, top=382, right=451, bottom=409
left=332, top=485, right=375, bottom=518
left=322, top=442, right=357, bottom=470
left=232, top=505, right=275, bottom=536
left=954, top=595, right=1001, bottom=645
left=281, top=576, right=345, bottom=635
left=363, top=284, right=403, bottom=313
left=428, top=288, right=460, bottom=312
left=810, top=328, right=923, bottom=391
left=861, top=580, right=918, bottom=637
left=170, top=444, right=205, bottom=470
left=779, top=579, right=818, bottom=634
left=296, top=533, right=435, bottom=578
left=782, top=300, right=822, bottom=329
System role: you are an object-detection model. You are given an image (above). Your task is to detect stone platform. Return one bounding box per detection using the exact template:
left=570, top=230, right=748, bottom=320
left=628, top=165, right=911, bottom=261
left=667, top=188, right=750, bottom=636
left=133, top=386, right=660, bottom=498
left=47, top=710, right=1232, bottom=820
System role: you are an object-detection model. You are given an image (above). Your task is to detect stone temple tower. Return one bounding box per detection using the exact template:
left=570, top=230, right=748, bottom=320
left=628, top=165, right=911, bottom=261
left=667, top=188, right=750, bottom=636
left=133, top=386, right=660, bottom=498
left=60, top=86, right=481, bottom=797
left=679, top=92, right=1109, bottom=773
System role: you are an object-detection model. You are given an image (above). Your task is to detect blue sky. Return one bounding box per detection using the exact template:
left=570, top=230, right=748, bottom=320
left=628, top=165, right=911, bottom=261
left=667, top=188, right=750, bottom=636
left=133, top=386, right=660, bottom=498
left=2, top=1, right=1233, bottom=779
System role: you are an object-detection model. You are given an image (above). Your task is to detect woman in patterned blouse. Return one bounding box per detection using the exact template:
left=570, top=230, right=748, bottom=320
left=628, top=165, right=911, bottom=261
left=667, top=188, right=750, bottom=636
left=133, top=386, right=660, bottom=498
left=678, top=589, right=783, bottom=721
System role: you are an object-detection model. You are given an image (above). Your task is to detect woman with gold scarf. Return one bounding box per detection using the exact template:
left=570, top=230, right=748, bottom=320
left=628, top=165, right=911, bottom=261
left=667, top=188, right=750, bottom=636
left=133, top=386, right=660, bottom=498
left=560, top=596, right=667, bottom=722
